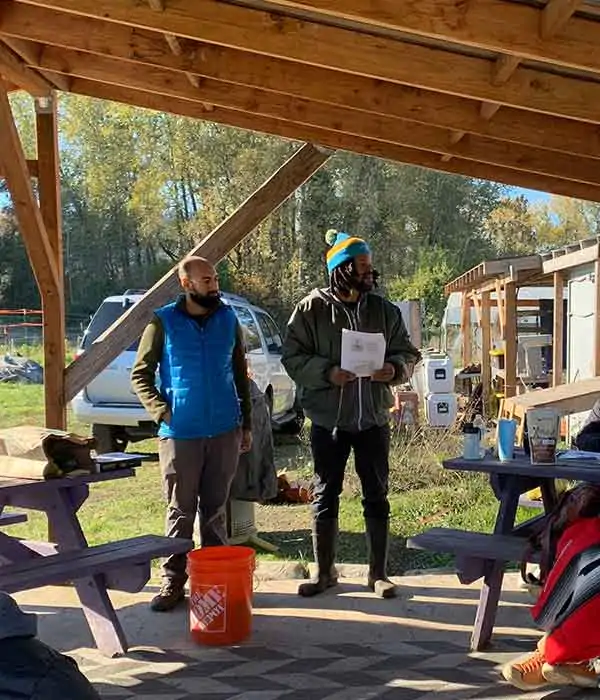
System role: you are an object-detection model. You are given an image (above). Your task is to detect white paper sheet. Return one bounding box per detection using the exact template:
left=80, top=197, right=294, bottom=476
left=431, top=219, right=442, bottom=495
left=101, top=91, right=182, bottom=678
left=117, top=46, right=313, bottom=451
left=341, top=329, right=386, bottom=377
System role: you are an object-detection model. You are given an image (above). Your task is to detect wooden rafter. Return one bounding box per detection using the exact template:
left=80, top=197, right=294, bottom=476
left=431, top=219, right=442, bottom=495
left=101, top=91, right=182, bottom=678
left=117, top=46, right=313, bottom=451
left=449, top=0, right=582, bottom=157
left=36, top=50, right=600, bottom=186
left=0, top=81, right=59, bottom=301
left=65, top=77, right=600, bottom=203
left=64, top=143, right=332, bottom=400
left=2, top=4, right=600, bottom=160
left=11, top=0, right=600, bottom=125
left=2, top=36, right=70, bottom=91
left=229, top=0, right=600, bottom=74
left=0, top=40, right=51, bottom=95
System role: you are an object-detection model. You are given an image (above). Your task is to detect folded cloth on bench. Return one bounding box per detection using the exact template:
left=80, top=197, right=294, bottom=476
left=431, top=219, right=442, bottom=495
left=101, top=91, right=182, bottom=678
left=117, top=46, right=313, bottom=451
left=0, top=425, right=95, bottom=479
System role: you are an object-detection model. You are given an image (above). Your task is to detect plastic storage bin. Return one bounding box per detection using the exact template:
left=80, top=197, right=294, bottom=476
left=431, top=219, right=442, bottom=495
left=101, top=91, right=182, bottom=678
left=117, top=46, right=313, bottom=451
left=416, top=354, right=454, bottom=395
left=424, top=393, right=458, bottom=428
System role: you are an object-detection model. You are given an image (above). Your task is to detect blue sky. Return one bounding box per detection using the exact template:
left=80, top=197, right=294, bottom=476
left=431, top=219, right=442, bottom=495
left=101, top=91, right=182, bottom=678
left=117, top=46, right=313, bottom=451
left=511, top=187, right=551, bottom=205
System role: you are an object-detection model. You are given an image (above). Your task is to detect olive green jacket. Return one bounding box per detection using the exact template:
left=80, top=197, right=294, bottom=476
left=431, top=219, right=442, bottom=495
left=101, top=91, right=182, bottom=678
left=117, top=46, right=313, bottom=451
left=282, top=288, right=421, bottom=432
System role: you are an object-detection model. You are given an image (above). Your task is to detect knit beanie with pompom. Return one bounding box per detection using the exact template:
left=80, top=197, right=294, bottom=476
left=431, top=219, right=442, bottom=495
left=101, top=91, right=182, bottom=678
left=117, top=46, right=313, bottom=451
left=325, top=229, right=371, bottom=275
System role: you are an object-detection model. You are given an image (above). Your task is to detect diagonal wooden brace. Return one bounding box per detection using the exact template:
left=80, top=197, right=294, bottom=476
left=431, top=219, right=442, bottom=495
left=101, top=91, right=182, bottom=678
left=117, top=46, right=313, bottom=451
left=64, top=142, right=332, bottom=400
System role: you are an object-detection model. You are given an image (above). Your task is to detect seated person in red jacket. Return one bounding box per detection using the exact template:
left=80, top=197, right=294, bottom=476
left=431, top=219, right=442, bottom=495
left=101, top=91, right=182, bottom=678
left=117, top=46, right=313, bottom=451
left=502, top=484, right=600, bottom=691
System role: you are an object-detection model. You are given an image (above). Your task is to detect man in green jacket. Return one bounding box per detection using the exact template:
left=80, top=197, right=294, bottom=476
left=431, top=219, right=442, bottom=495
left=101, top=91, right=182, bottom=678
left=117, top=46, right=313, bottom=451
left=282, top=231, right=421, bottom=599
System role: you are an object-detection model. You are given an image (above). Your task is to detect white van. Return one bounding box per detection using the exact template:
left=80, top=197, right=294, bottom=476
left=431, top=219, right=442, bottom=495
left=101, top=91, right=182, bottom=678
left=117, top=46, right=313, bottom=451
left=70, top=290, right=302, bottom=452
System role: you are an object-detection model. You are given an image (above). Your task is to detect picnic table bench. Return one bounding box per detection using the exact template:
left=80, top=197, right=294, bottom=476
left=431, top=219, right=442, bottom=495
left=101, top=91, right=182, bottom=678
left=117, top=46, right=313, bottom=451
left=0, top=462, right=193, bottom=657
left=0, top=510, right=28, bottom=526
left=407, top=452, right=600, bottom=651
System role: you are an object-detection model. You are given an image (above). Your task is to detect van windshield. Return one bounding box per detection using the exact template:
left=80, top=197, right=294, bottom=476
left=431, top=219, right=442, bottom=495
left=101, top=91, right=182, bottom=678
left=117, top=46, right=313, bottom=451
left=81, top=301, right=140, bottom=352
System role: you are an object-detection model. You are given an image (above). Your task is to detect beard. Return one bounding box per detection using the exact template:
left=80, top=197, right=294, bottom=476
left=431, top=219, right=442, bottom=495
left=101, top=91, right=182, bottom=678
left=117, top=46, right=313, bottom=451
left=352, top=268, right=379, bottom=293
left=190, top=291, right=221, bottom=309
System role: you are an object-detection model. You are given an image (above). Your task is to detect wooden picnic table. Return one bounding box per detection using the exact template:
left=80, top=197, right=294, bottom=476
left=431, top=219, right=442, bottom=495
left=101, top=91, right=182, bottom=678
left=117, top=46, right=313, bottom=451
left=0, top=462, right=192, bottom=657
left=408, top=451, right=600, bottom=652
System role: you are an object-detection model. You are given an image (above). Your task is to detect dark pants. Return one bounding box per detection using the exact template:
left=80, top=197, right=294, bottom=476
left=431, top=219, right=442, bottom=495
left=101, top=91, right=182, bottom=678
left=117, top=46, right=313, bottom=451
left=159, top=429, right=242, bottom=586
left=310, top=423, right=390, bottom=521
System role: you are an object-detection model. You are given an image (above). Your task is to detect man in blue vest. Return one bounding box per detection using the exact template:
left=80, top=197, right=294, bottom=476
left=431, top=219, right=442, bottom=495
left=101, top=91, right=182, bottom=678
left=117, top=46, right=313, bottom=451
left=131, top=256, right=252, bottom=611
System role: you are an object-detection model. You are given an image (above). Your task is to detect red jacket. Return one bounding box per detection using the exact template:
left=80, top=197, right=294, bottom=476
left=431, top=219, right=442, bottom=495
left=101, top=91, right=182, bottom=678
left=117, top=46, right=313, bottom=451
left=532, top=517, right=600, bottom=665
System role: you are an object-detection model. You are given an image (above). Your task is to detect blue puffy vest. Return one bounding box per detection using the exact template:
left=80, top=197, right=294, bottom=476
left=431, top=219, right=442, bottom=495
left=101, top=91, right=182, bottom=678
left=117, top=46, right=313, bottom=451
left=155, top=301, right=241, bottom=439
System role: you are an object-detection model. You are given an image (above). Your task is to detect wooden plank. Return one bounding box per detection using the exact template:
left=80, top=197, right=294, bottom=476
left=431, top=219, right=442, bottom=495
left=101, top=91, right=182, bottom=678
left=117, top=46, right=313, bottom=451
left=495, top=280, right=505, bottom=336
left=0, top=82, right=59, bottom=301
left=0, top=40, right=52, bottom=95
left=236, top=0, right=600, bottom=75
left=35, top=93, right=66, bottom=430
left=64, top=143, right=332, bottom=400
left=445, top=452, right=600, bottom=483
left=65, top=78, right=600, bottom=203
left=540, top=0, right=584, bottom=39
left=3, top=5, right=600, bottom=159
left=504, top=282, right=517, bottom=398
left=407, top=527, right=537, bottom=563
left=553, top=272, right=564, bottom=388
left=0, top=534, right=192, bottom=593
left=483, top=255, right=541, bottom=277
left=0, top=511, right=28, bottom=526
left=543, top=244, right=599, bottom=273
left=595, top=260, right=600, bottom=376
left=15, top=0, right=600, bottom=126
left=2, top=36, right=70, bottom=91
left=38, top=50, right=600, bottom=186
left=481, top=291, right=492, bottom=414
left=504, top=376, right=600, bottom=415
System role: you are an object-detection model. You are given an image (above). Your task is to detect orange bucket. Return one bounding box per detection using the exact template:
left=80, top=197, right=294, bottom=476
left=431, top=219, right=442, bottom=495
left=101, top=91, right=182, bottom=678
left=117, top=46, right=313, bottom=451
left=187, top=545, right=255, bottom=646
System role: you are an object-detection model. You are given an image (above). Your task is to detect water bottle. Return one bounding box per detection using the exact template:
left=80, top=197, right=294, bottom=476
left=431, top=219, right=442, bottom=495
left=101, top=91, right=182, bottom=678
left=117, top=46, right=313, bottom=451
left=463, top=423, right=481, bottom=460
left=473, top=414, right=487, bottom=457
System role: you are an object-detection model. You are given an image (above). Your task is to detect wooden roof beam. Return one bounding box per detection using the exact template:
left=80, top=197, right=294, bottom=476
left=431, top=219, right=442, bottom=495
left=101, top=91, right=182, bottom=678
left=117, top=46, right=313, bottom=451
left=13, top=0, right=600, bottom=124
left=0, top=40, right=52, bottom=95
left=541, top=0, right=584, bottom=39
left=146, top=0, right=200, bottom=89
left=543, top=243, right=600, bottom=273
left=2, top=37, right=70, bottom=91
left=3, top=5, right=600, bottom=157
left=457, top=1, right=581, bottom=153
left=38, top=49, right=600, bottom=185
left=234, top=0, right=600, bottom=75
left=65, top=77, right=600, bottom=203
left=64, top=142, right=332, bottom=399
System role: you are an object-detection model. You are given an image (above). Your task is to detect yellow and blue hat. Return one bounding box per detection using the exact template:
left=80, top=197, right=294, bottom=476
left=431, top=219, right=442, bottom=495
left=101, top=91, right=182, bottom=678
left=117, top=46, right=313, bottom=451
left=325, top=229, right=371, bottom=274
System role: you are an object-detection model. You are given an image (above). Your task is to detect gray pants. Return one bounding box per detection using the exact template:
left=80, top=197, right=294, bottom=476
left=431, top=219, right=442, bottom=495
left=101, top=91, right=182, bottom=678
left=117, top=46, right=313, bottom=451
left=159, top=428, right=242, bottom=587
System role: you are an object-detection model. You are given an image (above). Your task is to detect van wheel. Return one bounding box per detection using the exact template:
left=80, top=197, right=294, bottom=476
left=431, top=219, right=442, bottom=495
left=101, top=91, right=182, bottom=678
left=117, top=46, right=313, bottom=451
left=92, top=424, right=128, bottom=454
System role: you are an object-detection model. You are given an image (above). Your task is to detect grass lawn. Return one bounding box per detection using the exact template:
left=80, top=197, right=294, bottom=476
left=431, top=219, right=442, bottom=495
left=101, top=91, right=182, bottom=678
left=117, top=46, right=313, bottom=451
left=0, top=381, right=524, bottom=574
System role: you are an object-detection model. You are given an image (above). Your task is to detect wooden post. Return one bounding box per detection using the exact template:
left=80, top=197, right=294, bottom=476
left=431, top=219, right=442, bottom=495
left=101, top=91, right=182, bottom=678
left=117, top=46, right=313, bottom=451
left=495, top=279, right=505, bottom=337
left=65, top=143, right=332, bottom=400
left=36, top=93, right=66, bottom=430
left=481, top=290, right=492, bottom=415
left=461, top=291, right=471, bottom=368
left=553, top=271, right=565, bottom=387
left=504, top=282, right=518, bottom=398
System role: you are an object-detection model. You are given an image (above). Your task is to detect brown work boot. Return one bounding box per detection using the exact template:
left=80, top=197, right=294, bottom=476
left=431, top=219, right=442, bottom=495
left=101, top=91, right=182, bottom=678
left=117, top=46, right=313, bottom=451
left=543, top=661, right=599, bottom=688
left=502, top=649, right=549, bottom=690
left=150, top=582, right=185, bottom=612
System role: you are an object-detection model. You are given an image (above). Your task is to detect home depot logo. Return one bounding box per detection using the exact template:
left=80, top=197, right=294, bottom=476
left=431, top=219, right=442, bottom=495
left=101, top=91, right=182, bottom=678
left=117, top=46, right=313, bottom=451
left=190, top=584, right=227, bottom=633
